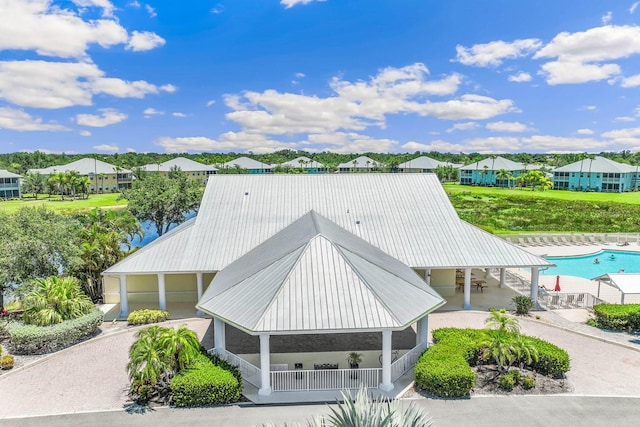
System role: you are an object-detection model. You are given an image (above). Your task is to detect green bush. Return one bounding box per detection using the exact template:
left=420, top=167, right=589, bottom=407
left=521, top=375, right=536, bottom=390
left=521, top=336, right=570, bottom=377
left=0, top=355, right=14, bottom=370
left=204, top=351, right=242, bottom=385
left=498, top=373, right=515, bottom=391
left=170, top=354, right=241, bottom=407
left=592, top=304, right=640, bottom=331
left=127, top=309, right=170, bottom=326
left=512, top=296, right=534, bottom=316
left=415, top=344, right=475, bottom=397
left=431, top=328, right=486, bottom=365
left=8, top=309, right=103, bottom=354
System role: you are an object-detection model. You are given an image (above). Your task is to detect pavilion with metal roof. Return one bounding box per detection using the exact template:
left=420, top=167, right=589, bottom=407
left=197, top=210, right=445, bottom=394
left=593, top=273, right=640, bottom=304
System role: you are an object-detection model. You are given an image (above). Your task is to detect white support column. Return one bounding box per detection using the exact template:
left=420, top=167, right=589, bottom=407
left=416, top=316, right=429, bottom=347
left=259, top=334, right=272, bottom=396
left=213, top=317, right=226, bottom=351
left=157, top=273, right=167, bottom=311
left=530, top=267, right=539, bottom=305
left=196, top=272, right=204, bottom=316
left=425, top=268, right=431, bottom=285
left=119, top=274, right=128, bottom=318
left=380, top=330, right=394, bottom=392
left=464, top=267, right=472, bottom=310
left=499, top=268, right=506, bottom=288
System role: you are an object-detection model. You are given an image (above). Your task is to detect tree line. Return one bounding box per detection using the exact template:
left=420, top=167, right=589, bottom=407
left=3, top=150, right=640, bottom=176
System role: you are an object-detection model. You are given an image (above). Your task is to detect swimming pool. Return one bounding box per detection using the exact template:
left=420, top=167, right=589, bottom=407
left=541, top=250, right=640, bottom=279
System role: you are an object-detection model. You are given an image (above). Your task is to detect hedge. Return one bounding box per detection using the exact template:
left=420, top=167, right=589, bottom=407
left=416, top=327, right=570, bottom=396
left=170, top=353, right=241, bottom=407
left=127, top=309, right=170, bottom=326
left=8, top=309, right=104, bottom=354
left=204, top=351, right=242, bottom=385
left=592, top=304, right=640, bottom=331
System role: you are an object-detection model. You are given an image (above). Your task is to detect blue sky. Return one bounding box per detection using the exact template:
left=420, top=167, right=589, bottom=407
left=2, top=0, right=640, bottom=155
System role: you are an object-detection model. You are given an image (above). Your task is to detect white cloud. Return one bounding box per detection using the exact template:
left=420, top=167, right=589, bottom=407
left=508, top=72, right=532, bottom=82
left=144, top=107, right=164, bottom=117
left=72, top=0, right=115, bottom=17
left=0, top=0, right=128, bottom=58
left=80, top=130, right=91, bottom=136
left=615, top=116, right=636, bottom=122
left=602, top=11, right=613, bottom=24
left=0, top=107, right=69, bottom=131
left=145, top=4, right=157, bottom=18
left=621, top=73, right=640, bottom=87
left=295, top=72, right=305, bottom=79
left=93, top=144, right=119, bottom=153
left=129, top=1, right=141, bottom=7
left=206, top=99, right=216, bottom=107
left=455, top=39, right=542, bottom=67
left=76, top=108, right=127, bottom=127
left=172, top=112, right=187, bottom=117
left=211, top=3, right=224, bottom=14
left=303, top=132, right=398, bottom=153
left=0, top=60, right=175, bottom=108
left=582, top=105, right=598, bottom=111
left=402, top=139, right=464, bottom=153
left=126, top=31, right=165, bottom=51
left=446, top=122, right=479, bottom=132
left=155, top=133, right=297, bottom=154
left=632, top=2, right=640, bottom=14
left=576, top=128, right=595, bottom=135
left=224, top=64, right=515, bottom=140
left=126, top=147, right=136, bottom=153
left=534, top=25, right=640, bottom=85
left=281, top=0, right=325, bottom=9
left=21, top=148, right=79, bottom=154
left=601, top=126, right=640, bottom=145
left=486, top=121, right=532, bottom=133
left=522, top=135, right=604, bottom=151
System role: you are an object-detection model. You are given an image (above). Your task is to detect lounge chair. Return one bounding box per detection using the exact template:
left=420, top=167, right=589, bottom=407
left=518, top=238, right=527, bottom=246
left=526, top=237, right=540, bottom=246
left=565, top=294, right=575, bottom=307
left=575, top=293, right=585, bottom=307
left=551, top=236, right=564, bottom=246
left=571, top=236, right=587, bottom=245
left=541, top=237, right=552, bottom=245
left=560, top=236, right=572, bottom=245
left=533, top=237, right=546, bottom=246
left=586, top=236, right=599, bottom=245
left=548, top=295, right=560, bottom=309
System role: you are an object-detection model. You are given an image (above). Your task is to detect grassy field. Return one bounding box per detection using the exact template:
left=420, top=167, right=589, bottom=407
left=443, top=184, right=640, bottom=205
left=0, top=193, right=127, bottom=214
left=445, top=185, right=640, bottom=234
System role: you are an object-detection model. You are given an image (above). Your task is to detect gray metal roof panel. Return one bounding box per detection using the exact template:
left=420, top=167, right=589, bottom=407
left=460, top=156, right=524, bottom=171
left=140, top=157, right=217, bottom=172
left=0, top=169, right=21, bottom=178
left=28, top=158, right=132, bottom=175
left=337, top=156, right=380, bottom=169
left=553, top=156, right=635, bottom=174
left=280, top=156, right=325, bottom=169
left=397, top=156, right=446, bottom=169
left=221, top=157, right=272, bottom=170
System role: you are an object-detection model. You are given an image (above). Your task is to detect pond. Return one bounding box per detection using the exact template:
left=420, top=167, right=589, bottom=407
left=129, top=211, right=196, bottom=248
left=542, top=250, right=640, bottom=279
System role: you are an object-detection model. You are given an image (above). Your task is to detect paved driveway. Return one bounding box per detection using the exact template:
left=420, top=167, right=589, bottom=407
left=2, top=312, right=640, bottom=419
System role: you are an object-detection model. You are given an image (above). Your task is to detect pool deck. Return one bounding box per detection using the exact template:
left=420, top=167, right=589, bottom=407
left=512, top=242, right=640, bottom=305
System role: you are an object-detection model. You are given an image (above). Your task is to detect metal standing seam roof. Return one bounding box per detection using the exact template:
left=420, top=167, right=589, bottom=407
left=196, top=211, right=445, bottom=334
left=28, top=158, right=132, bottom=175
left=593, top=273, right=640, bottom=294
left=220, top=157, right=272, bottom=170
left=140, top=157, right=217, bottom=173
left=460, top=156, right=525, bottom=171
left=553, top=156, right=636, bottom=174
left=103, top=174, right=551, bottom=275
left=280, top=156, right=325, bottom=169
left=337, top=156, right=380, bottom=169
left=397, top=156, right=447, bottom=170
left=0, top=169, right=21, bottom=178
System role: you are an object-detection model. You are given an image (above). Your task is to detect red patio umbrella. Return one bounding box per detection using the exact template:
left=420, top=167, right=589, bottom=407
left=554, top=275, right=561, bottom=292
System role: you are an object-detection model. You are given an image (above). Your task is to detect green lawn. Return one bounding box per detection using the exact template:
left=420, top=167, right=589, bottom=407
left=0, top=193, right=127, bottom=214
left=443, top=184, right=640, bottom=205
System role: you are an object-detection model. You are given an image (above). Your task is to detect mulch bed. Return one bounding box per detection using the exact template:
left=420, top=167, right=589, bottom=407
left=472, top=365, right=572, bottom=396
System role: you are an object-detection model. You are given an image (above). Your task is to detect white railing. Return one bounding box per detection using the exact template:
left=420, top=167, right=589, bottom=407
left=270, top=368, right=380, bottom=392
left=538, top=291, right=605, bottom=310
left=390, top=342, right=427, bottom=382
left=208, top=348, right=261, bottom=388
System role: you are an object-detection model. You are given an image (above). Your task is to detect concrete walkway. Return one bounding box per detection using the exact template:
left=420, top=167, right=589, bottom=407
left=2, top=311, right=640, bottom=419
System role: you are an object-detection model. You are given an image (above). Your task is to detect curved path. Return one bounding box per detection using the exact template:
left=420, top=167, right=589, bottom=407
left=2, top=312, right=640, bottom=419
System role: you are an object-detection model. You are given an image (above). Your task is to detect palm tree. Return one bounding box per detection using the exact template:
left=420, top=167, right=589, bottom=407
left=577, top=153, right=588, bottom=191
left=127, top=326, right=169, bottom=386
left=485, top=310, right=520, bottom=334
left=23, top=172, right=46, bottom=199
left=586, top=154, right=595, bottom=190
left=480, top=165, right=490, bottom=185
left=489, top=155, right=497, bottom=185
left=22, top=276, right=94, bottom=326
left=495, top=169, right=511, bottom=188
left=159, top=325, right=201, bottom=372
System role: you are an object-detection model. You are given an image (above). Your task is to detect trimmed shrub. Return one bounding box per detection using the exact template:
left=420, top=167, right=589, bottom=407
left=0, top=355, right=14, bottom=370
left=431, top=328, right=485, bottom=365
left=592, top=304, right=640, bottom=331
left=170, top=354, right=241, bottom=407
left=127, top=309, right=170, bottom=326
left=415, top=344, right=475, bottom=397
left=522, top=376, right=536, bottom=390
left=8, top=309, right=103, bottom=354
left=204, top=350, right=242, bottom=385
left=512, top=296, right=534, bottom=316
left=520, top=336, right=570, bottom=377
